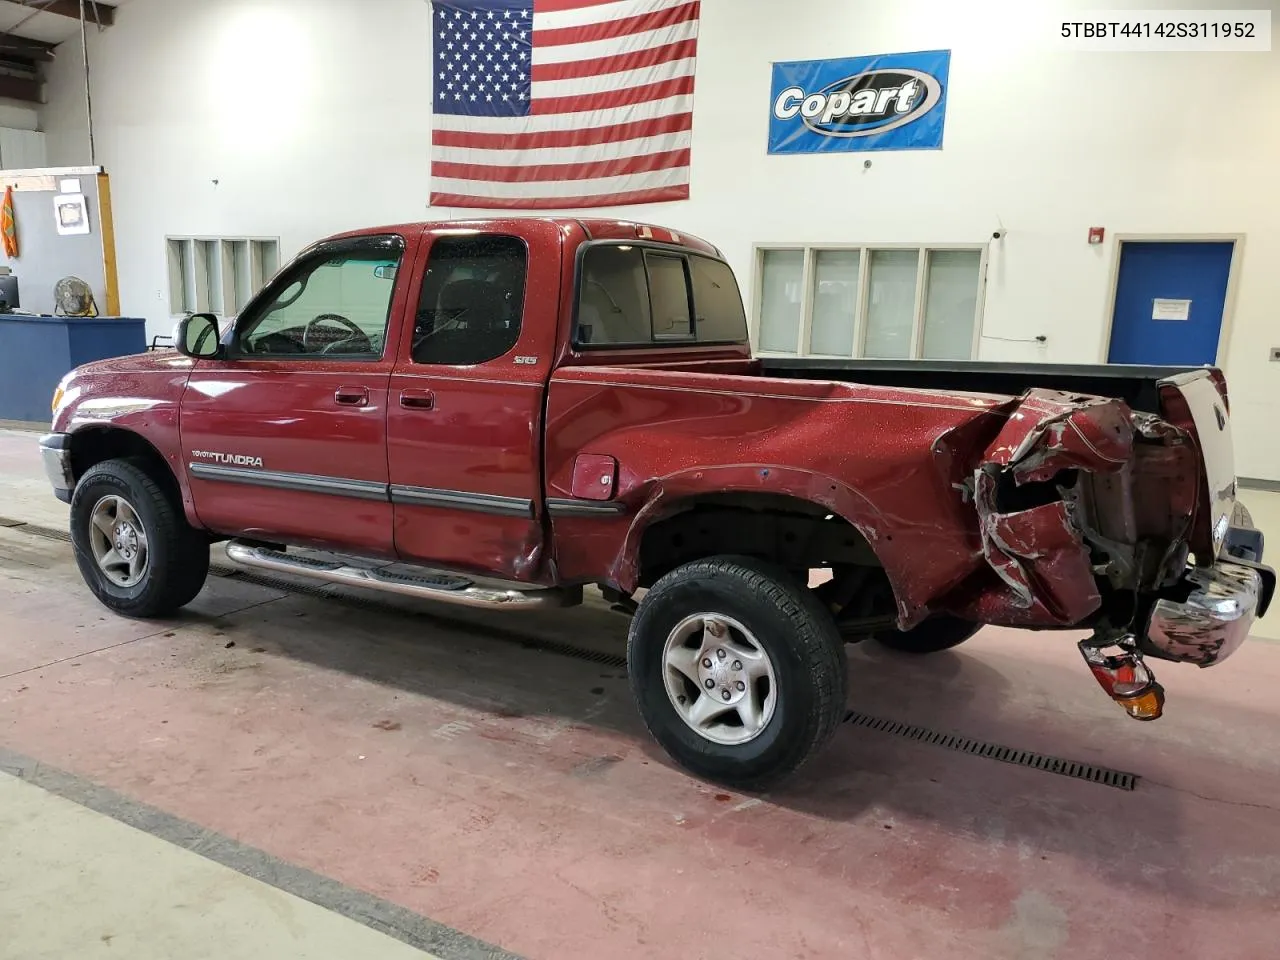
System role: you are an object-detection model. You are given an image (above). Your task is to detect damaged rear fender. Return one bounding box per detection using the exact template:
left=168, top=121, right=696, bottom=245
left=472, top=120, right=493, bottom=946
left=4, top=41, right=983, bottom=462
left=971, top=390, right=1146, bottom=624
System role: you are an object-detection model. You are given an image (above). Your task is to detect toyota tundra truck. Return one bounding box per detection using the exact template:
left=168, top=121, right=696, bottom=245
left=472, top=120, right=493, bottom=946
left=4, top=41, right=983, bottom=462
left=40, top=217, right=1274, bottom=788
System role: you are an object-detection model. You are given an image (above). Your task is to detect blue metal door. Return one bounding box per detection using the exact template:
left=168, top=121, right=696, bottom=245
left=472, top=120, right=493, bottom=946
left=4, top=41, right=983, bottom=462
left=1106, top=241, right=1234, bottom=366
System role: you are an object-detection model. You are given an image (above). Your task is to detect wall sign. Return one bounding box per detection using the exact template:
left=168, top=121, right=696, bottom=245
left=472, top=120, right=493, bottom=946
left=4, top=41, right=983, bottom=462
left=1152, top=298, right=1192, bottom=321
left=769, top=49, right=950, bottom=155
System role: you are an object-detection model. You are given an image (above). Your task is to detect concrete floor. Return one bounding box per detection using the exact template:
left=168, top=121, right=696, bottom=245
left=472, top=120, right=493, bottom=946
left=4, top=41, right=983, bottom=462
left=0, top=772, right=440, bottom=960
left=3, top=426, right=1280, bottom=959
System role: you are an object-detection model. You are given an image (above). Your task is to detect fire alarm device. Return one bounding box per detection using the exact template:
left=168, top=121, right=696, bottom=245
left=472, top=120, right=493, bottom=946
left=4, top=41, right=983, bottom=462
left=1088, top=227, right=1105, bottom=245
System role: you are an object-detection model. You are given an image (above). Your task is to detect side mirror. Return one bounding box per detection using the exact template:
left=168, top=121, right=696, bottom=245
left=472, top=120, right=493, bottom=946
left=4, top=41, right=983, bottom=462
left=374, top=264, right=397, bottom=281
left=175, top=313, right=222, bottom=359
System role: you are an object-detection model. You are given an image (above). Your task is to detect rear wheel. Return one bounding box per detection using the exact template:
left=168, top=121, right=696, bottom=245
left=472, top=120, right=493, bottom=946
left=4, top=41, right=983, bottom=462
left=875, top=616, right=980, bottom=654
left=70, top=459, right=209, bottom=618
left=628, top=556, right=847, bottom=790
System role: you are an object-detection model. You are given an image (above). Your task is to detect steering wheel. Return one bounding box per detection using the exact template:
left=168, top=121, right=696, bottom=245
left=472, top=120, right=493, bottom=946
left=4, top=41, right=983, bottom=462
left=302, top=313, right=370, bottom=354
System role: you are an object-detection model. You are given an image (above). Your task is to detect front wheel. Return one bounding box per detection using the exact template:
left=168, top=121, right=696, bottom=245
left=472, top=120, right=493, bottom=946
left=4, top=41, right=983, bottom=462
left=70, top=459, right=210, bottom=618
left=627, top=556, right=847, bottom=790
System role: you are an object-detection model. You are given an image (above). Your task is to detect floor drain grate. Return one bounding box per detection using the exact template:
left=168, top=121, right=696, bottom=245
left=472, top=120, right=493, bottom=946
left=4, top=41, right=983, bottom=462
left=844, top=710, right=1139, bottom=791
left=0, top=517, right=71, bottom=542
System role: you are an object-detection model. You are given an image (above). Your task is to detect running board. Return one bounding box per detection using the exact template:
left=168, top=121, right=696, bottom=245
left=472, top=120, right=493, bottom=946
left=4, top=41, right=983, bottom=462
left=224, top=541, right=573, bottom=610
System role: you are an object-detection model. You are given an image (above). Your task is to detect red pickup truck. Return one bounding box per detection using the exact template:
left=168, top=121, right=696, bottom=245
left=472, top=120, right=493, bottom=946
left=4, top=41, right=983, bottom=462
left=41, top=217, right=1273, bottom=788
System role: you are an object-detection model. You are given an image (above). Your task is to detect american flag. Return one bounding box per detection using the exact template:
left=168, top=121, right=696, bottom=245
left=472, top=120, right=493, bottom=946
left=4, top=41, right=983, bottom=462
left=430, top=0, right=699, bottom=209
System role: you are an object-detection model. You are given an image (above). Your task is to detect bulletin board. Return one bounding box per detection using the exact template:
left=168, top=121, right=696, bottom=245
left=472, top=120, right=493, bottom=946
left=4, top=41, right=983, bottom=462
left=0, top=165, right=119, bottom=317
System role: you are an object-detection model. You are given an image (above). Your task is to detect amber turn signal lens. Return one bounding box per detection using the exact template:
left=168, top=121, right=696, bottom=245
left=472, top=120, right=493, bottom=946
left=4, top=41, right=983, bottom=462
left=51, top=386, right=64, bottom=415
left=1117, top=685, right=1165, bottom=721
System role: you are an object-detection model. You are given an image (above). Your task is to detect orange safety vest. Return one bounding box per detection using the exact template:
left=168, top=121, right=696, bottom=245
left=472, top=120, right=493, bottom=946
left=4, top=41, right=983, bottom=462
left=1, top=186, right=17, bottom=259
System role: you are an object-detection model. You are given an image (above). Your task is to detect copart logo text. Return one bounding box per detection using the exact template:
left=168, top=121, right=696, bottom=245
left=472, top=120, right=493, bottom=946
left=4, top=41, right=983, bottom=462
left=772, top=68, right=942, bottom=137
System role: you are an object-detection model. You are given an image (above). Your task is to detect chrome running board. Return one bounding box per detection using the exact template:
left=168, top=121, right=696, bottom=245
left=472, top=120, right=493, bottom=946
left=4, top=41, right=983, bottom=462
left=224, top=541, right=573, bottom=610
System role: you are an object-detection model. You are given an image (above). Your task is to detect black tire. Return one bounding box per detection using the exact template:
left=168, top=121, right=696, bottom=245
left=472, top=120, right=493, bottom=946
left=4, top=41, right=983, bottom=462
left=70, top=458, right=210, bottom=618
left=627, top=555, right=847, bottom=790
left=875, top=616, right=980, bottom=654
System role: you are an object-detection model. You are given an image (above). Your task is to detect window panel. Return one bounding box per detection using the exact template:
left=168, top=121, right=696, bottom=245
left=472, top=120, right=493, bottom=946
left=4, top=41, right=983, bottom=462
left=759, top=249, right=803, bottom=354
left=646, top=252, right=692, bottom=340
left=922, top=250, right=981, bottom=360
left=413, top=234, right=527, bottom=365
left=577, top=245, right=652, bottom=345
left=863, top=250, right=919, bottom=359
left=811, top=249, right=859, bottom=356
left=236, top=244, right=403, bottom=359
left=576, top=245, right=748, bottom=348
left=689, top=256, right=748, bottom=343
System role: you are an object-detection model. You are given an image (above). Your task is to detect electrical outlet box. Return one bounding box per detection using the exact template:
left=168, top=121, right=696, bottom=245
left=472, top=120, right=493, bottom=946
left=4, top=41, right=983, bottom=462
left=1272, top=347, right=1280, bottom=362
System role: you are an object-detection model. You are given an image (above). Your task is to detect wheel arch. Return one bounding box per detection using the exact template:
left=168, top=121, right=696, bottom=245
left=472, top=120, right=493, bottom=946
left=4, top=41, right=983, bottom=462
left=67, top=426, right=195, bottom=525
left=611, top=464, right=906, bottom=608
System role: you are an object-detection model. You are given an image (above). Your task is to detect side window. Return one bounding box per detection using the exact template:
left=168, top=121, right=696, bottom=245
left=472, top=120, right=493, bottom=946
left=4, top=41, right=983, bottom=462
left=235, top=243, right=402, bottom=359
left=645, top=253, right=693, bottom=341
left=576, top=245, right=749, bottom=347
left=689, top=256, right=749, bottom=343
left=413, top=235, right=526, bottom=366
left=578, top=245, right=651, bottom=345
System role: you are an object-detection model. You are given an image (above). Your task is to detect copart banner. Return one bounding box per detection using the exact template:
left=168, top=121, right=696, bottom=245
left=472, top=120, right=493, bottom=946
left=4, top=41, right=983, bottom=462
left=768, top=49, right=950, bottom=154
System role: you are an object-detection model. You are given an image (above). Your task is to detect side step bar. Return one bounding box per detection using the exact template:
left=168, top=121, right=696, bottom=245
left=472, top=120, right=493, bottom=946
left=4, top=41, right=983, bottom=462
left=224, top=541, right=573, bottom=610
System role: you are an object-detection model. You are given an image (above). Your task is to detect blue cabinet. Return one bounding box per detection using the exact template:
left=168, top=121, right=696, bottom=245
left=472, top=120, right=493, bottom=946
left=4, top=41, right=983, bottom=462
left=0, top=315, right=147, bottom=423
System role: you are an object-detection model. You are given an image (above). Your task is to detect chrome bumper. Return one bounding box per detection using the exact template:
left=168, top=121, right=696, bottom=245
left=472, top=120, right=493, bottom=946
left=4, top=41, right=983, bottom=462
left=1144, top=559, right=1274, bottom=667
left=39, top=433, right=74, bottom=503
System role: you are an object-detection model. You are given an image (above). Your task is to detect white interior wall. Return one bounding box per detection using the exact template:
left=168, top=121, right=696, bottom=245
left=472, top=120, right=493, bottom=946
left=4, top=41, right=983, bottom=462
left=0, top=100, right=40, bottom=131
left=38, top=0, right=1280, bottom=479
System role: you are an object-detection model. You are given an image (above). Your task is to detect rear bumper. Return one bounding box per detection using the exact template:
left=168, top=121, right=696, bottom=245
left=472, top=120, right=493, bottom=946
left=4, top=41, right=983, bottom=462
left=39, top=433, right=74, bottom=504
left=1143, top=555, right=1274, bottom=667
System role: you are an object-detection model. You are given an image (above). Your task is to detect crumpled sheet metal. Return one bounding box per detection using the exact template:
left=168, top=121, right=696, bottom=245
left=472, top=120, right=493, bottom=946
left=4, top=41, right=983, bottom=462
left=974, top=473, right=1102, bottom=622
left=973, top=390, right=1136, bottom=624
left=984, top=390, right=1135, bottom=485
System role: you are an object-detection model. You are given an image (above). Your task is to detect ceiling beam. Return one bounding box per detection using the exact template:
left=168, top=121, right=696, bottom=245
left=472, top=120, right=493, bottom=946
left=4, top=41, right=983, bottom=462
left=0, top=35, right=56, bottom=62
left=0, top=72, right=41, bottom=102
left=15, top=1, right=116, bottom=27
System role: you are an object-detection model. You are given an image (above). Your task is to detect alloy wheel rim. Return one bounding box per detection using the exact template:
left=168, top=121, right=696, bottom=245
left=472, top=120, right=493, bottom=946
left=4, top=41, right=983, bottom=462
left=88, top=495, right=150, bottom=588
left=661, top=613, right=778, bottom=746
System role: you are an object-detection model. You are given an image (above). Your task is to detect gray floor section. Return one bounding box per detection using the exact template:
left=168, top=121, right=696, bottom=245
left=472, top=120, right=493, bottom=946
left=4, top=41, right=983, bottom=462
left=0, top=747, right=520, bottom=960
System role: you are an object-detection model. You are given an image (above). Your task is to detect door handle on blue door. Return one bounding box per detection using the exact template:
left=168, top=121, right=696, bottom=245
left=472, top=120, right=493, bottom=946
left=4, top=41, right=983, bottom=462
left=334, top=386, right=369, bottom=406
left=400, top=389, right=435, bottom=410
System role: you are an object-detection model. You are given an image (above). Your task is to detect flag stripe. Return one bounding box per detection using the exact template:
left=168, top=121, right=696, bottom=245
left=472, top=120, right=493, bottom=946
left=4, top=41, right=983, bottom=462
left=531, top=19, right=697, bottom=65
left=433, top=147, right=690, bottom=184
left=532, top=74, right=695, bottom=115
left=532, top=1, right=698, bottom=48
left=533, top=0, right=692, bottom=29
left=432, top=111, right=692, bottom=149
left=434, top=130, right=691, bottom=166
left=432, top=93, right=693, bottom=133
left=433, top=166, right=688, bottom=200
left=531, top=56, right=693, bottom=98
left=432, top=183, right=689, bottom=210
left=531, top=37, right=695, bottom=81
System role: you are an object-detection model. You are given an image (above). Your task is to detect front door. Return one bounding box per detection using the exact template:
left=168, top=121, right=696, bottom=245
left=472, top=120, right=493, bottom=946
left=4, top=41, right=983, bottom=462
left=1107, top=240, right=1234, bottom=366
left=181, top=233, right=416, bottom=556
left=386, top=227, right=558, bottom=582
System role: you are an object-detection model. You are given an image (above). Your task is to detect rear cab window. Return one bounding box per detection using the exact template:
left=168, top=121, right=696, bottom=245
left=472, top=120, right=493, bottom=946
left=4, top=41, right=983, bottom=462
left=575, top=244, right=747, bottom=349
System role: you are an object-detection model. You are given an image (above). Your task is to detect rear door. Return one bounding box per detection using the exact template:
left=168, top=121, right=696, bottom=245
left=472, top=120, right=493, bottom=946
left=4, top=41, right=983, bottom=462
left=386, top=225, right=561, bottom=582
left=181, top=232, right=417, bottom=556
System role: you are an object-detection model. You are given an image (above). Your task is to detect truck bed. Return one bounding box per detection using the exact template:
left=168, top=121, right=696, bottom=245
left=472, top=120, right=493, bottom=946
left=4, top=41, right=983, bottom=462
left=759, top=358, right=1207, bottom=414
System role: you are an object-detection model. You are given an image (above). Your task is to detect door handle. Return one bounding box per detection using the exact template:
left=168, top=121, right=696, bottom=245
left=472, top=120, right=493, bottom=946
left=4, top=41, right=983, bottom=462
left=335, top=385, right=369, bottom=406
left=400, top=389, right=436, bottom=410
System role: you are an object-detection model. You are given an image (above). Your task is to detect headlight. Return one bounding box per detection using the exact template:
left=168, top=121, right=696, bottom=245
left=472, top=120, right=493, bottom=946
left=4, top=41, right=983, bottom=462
left=51, top=385, right=64, bottom=414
